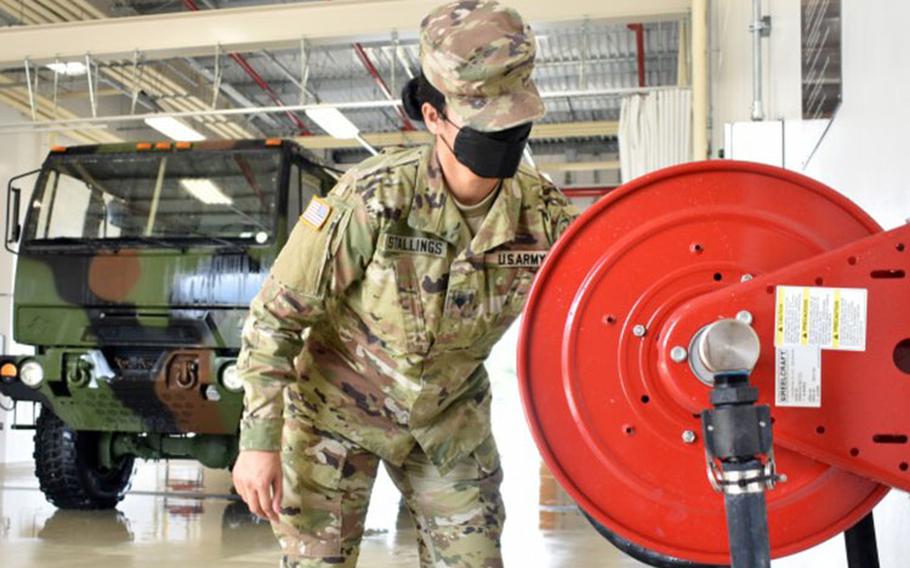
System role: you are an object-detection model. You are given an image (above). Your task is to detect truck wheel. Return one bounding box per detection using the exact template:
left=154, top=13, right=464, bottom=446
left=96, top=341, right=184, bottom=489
left=33, top=409, right=135, bottom=510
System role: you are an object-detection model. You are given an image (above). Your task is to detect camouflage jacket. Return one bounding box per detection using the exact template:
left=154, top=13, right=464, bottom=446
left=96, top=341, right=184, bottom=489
left=238, top=143, right=577, bottom=474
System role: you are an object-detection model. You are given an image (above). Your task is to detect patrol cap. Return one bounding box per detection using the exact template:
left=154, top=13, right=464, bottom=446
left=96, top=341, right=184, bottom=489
left=419, top=0, right=545, bottom=132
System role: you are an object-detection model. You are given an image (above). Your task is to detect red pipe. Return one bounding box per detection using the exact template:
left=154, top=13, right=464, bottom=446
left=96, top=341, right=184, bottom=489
left=561, top=186, right=618, bottom=199
left=183, top=0, right=311, bottom=135
left=627, top=23, right=646, bottom=88
left=352, top=42, right=416, bottom=132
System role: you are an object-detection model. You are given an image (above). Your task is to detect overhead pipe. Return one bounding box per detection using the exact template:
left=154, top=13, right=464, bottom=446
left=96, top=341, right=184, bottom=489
left=0, top=86, right=677, bottom=132
left=0, top=87, right=673, bottom=132
left=182, top=0, right=311, bottom=135
left=750, top=0, right=771, bottom=121
left=691, top=0, right=708, bottom=160
left=182, top=57, right=278, bottom=131
left=259, top=50, right=320, bottom=103
left=626, top=23, right=647, bottom=88
left=353, top=42, right=416, bottom=132
left=227, top=52, right=311, bottom=134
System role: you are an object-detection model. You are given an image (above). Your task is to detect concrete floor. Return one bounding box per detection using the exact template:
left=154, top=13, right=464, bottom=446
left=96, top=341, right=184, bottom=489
left=0, top=459, right=646, bottom=568
left=5, top=461, right=910, bottom=568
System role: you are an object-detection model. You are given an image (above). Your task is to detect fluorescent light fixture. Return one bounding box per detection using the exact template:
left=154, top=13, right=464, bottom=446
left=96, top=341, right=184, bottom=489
left=180, top=179, right=232, bottom=205
left=144, top=116, right=206, bottom=141
left=305, top=107, right=360, bottom=139
left=46, top=61, right=87, bottom=76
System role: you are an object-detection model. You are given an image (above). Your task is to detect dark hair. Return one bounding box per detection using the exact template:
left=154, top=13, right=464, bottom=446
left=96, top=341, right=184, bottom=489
left=401, top=75, right=446, bottom=122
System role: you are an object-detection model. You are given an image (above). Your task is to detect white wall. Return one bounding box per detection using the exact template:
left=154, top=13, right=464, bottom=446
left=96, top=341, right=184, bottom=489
left=0, top=103, right=65, bottom=464
left=712, top=0, right=910, bottom=228
left=711, top=1, right=910, bottom=565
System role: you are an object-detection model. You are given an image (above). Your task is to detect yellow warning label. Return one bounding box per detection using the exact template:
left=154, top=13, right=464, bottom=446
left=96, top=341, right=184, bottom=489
left=800, top=287, right=810, bottom=345
left=773, top=286, right=867, bottom=351
left=775, top=288, right=786, bottom=347
left=833, top=289, right=841, bottom=349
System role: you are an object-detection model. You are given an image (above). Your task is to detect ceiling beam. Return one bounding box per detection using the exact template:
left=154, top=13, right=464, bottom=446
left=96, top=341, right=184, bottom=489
left=293, top=120, right=618, bottom=150
left=0, top=0, right=689, bottom=68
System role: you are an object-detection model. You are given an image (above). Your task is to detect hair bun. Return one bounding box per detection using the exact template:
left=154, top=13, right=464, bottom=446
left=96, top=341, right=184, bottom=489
left=401, top=77, right=424, bottom=122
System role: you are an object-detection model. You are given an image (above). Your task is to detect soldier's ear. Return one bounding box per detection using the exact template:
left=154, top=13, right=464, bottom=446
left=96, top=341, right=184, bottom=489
left=422, top=103, right=442, bottom=135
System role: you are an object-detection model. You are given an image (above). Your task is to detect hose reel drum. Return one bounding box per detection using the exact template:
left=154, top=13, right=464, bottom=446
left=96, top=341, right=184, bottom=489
left=519, top=161, right=910, bottom=566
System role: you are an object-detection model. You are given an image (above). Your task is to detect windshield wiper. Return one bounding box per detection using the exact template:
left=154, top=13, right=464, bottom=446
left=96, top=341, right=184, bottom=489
left=109, top=236, right=186, bottom=250
left=157, top=232, right=247, bottom=251
left=26, top=236, right=94, bottom=249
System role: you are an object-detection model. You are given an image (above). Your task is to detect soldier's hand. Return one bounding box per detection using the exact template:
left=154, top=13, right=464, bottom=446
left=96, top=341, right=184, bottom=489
left=233, top=450, right=282, bottom=522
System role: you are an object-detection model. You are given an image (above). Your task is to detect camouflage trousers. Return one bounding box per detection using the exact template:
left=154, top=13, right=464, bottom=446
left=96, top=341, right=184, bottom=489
left=273, top=413, right=505, bottom=568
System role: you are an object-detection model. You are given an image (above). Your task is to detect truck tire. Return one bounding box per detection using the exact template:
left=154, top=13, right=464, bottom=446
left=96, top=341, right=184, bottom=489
left=33, top=409, right=135, bottom=510
left=583, top=511, right=727, bottom=568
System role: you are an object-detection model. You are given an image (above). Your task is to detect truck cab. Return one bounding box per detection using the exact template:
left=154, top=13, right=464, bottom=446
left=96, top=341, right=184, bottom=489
left=0, top=139, right=335, bottom=509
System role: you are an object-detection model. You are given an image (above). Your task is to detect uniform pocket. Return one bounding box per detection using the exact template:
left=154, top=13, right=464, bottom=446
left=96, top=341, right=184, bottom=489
left=271, top=205, right=352, bottom=297
left=276, top=407, right=348, bottom=559
left=503, top=268, right=536, bottom=316
left=392, top=257, right=431, bottom=354
left=354, top=255, right=410, bottom=352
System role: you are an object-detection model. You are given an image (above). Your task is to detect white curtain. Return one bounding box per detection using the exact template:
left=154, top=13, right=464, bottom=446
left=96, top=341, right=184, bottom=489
left=618, top=88, right=693, bottom=182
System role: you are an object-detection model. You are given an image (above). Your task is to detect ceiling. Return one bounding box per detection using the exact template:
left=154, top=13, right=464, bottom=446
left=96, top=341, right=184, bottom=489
left=0, top=0, right=685, bottom=170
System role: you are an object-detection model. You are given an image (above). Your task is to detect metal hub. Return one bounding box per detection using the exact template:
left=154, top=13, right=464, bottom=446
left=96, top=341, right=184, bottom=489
left=688, top=318, right=761, bottom=386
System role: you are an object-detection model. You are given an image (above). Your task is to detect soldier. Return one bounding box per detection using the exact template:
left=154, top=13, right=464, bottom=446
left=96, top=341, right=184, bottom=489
left=232, top=1, right=577, bottom=566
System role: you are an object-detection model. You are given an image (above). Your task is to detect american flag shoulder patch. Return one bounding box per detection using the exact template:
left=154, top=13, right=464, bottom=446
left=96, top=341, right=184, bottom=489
left=301, top=197, right=332, bottom=230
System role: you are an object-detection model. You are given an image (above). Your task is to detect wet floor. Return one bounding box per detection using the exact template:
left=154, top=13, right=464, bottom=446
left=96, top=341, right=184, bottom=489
left=0, top=457, right=648, bottom=568
left=0, top=325, right=648, bottom=568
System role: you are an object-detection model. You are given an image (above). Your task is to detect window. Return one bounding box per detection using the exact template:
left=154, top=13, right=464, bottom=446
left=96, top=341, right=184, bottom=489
left=25, top=149, right=283, bottom=246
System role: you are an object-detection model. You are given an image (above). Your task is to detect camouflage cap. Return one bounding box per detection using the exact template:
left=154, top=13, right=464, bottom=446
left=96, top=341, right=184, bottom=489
left=420, top=0, right=545, bottom=132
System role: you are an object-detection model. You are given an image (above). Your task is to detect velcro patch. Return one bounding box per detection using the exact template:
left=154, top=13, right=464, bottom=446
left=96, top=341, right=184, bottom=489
left=383, top=234, right=448, bottom=257
left=486, top=250, right=548, bottom=268
left=302, top=197, right=332, bottom=230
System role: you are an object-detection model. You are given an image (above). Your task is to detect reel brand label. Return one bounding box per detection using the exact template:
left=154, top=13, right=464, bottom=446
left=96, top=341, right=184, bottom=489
left=774, top=286, right=867, bottom=351
left=775, top=345, right=822, bottom=407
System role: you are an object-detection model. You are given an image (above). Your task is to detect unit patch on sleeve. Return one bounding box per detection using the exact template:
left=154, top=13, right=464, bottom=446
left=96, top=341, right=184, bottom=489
left=486, top=250, right=548, bottom=269
left=383, top=234, right=448, bottom=257
left=302, top=197, right=332, bottom=230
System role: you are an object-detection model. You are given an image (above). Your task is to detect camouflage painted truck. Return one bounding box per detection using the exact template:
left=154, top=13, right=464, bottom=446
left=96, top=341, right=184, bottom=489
left=0, top=139, right=335, bottom=509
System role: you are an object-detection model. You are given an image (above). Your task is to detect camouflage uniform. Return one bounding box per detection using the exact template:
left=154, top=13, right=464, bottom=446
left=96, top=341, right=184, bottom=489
left=237, top=2, right=578, bottom=566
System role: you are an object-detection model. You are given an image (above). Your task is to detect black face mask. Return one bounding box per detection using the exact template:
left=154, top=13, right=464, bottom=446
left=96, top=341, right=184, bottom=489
left=439, top=115, right=532, bottom=179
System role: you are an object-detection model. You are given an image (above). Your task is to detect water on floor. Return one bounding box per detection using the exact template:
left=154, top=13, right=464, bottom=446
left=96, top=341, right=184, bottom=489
left=0, top=324, right=647, bottom=568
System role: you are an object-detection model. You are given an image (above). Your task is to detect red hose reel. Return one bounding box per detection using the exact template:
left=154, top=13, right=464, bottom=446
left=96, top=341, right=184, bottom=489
left=519, top=161, right=910, bottom=564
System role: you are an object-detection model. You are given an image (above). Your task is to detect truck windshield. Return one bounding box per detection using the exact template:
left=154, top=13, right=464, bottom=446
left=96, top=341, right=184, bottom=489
left=23, top=149, right=282, bottom=246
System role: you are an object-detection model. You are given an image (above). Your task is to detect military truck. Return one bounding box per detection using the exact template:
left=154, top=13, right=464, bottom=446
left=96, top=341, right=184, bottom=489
left=0, top=139, right=335, bottom=509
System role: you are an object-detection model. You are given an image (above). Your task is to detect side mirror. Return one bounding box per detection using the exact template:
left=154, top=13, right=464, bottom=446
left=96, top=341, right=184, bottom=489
left=6, top=187, right=21, bottom=248
left=6, top=168, right=41, bottom=254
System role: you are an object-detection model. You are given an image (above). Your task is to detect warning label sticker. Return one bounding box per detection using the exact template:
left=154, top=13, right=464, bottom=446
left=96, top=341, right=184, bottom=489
left=775, top=346, right=822, bottom=407
left=774, top=286, right=867, bottom=351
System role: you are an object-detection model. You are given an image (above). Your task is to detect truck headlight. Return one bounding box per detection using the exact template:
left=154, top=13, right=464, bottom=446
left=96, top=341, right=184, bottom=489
left=20, top=361, right=45, bottom=388
left=220, top=363, right=243, bottom=392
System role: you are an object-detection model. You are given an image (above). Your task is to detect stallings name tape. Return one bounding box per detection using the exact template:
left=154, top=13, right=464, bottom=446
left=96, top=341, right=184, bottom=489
left=384, top=235, right=447, bottom=257
left=302, top=197, right=332, bottom=230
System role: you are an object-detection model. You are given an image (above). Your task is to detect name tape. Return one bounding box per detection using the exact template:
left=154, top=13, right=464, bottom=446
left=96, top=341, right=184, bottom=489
left=486, top=250, right=548, bottom=268
left=384, top=234, right=447, bottom=257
